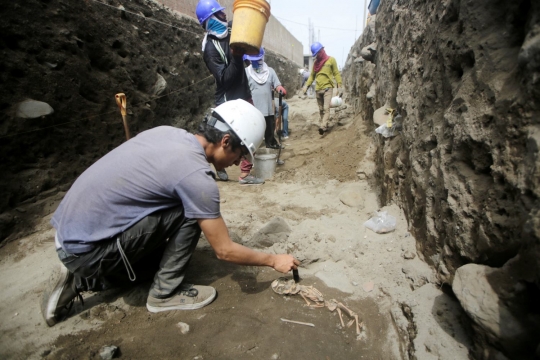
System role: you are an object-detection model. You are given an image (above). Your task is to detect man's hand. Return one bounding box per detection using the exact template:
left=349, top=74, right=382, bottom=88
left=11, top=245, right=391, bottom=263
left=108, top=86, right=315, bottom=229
left=276, top=85, right=287, bottom=96
left=272, top=254, right=300, bottom=273
left=230, top=46, right=246, bottom=58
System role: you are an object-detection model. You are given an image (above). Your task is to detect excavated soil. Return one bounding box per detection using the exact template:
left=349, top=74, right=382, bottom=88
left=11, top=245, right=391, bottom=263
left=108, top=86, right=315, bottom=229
left=0, top=97, right=473, bottom=360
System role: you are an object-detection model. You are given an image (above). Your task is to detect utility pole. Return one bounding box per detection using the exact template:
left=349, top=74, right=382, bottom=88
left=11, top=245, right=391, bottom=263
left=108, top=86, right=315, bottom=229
left=355, top=15, right=358, bottom=40
left=308, top=17, right=311, bottom=49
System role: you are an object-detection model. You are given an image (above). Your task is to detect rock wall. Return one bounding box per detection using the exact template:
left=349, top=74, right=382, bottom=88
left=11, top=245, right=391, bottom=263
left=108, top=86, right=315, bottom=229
left=343, top=0, right=540, bottom=358
left=0, top=0, right=300, bottom=243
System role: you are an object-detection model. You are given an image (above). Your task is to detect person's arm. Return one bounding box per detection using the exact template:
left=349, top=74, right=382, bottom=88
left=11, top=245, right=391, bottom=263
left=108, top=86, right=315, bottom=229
left=303, top=71, right=315, bottom=93
left=271, top=68, right=287, bottom=95
left=198, top=217, right=299, bottom=273
left=203, top=42, right=245, bottom=92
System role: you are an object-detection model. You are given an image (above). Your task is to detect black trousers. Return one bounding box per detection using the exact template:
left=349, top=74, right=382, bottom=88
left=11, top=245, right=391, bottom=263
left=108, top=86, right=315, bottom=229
left=57, top=206, right=201, bottom=299
left=264, top=115, right=278, bottom=147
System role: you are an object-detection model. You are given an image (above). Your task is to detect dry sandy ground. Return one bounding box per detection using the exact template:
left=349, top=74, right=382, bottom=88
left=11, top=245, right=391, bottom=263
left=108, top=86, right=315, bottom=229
left=0, top=96, right=473, bottom=359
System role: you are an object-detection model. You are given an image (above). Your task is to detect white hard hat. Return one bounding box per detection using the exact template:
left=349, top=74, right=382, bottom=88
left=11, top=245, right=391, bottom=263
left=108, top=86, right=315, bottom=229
left=211, top=99, right=265, bottom=163
left=330, top=96, right=343, bottom=108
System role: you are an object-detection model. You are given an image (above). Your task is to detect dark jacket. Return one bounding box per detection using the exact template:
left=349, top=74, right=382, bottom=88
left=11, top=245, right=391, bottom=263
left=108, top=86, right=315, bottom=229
left=202, top=24, right=251, bottom=105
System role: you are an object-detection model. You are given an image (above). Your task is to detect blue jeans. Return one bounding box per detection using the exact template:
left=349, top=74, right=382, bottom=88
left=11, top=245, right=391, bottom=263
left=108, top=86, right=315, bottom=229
left=275, top=100, right=289, bottom=137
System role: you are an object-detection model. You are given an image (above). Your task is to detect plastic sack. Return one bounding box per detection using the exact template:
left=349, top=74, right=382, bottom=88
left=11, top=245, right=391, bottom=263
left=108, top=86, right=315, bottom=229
left=330, top=96, right=343, bottom=108
left=363, top=211, right=397, bottom=234
left=375, top=123, right=398, bottom=138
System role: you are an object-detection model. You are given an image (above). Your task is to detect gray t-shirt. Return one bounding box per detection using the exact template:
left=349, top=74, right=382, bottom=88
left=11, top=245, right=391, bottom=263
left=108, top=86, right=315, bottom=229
left=245, top=67, right=281, bottom=116
left=51, top=126, right=220, bottom=253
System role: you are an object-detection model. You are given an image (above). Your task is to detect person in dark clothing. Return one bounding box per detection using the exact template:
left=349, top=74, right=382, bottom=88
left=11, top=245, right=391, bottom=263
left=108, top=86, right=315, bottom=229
left=197, top=0, right=264, bottom=185
left=201, top=22, right=250, bottom=105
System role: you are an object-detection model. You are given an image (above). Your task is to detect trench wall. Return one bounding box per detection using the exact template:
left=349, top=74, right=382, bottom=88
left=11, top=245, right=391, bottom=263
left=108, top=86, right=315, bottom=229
left=343, top=0, right=540, bottom=358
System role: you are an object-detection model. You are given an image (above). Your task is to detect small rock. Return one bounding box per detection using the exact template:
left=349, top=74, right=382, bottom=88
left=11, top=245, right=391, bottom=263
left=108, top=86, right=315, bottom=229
left=352, top=281, right=359, bottom=286
left=366, top=84, right=376, bottom=99
left=16, top=99, right=54, bottom=119
left=40, top=349, right=51, bottom=357
left=363, top=281, right=374, bottom=292
left=176, top=322, right=190, bottom=334
left=403, top=251, right=416, bottom=260
left=360, top=42, right=377, bottom=62
left=99, top=345, right=118, bottom=360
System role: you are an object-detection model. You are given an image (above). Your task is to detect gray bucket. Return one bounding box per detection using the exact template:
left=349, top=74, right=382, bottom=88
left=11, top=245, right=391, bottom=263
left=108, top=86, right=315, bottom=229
left=253, top=149, right=277, bottom=180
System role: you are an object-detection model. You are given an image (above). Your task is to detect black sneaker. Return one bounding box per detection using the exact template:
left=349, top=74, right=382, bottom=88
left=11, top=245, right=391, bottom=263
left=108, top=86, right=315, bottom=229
left=41, top=264, right=83, bottom=326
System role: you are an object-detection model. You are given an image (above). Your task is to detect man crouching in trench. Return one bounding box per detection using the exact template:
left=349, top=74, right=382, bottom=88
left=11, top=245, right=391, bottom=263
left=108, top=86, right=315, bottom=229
left=41, top=99, right=299, bottom=326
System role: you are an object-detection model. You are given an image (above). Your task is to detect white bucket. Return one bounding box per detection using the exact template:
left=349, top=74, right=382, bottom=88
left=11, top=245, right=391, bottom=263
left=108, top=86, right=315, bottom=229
left=253, top=149, right=277, bottom=180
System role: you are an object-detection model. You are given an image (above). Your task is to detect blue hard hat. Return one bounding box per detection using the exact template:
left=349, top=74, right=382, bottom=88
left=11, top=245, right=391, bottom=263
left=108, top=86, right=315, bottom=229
left=244, top=47, right=265, bottom=61
left=310, top=42, right=324, bottom=56
left=196, top=0, right=225, bottom=25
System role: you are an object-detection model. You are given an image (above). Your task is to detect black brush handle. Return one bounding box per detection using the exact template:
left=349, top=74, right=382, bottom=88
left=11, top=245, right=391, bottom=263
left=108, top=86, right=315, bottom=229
left=293, top=269, right=300, bottom=283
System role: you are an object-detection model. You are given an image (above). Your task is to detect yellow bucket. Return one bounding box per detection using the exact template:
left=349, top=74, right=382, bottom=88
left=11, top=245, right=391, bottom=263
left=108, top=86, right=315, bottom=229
left=230, top=0, right=271, bottom=55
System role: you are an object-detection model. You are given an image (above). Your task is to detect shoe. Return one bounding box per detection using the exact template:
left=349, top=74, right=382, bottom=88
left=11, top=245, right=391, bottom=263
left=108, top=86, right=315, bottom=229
left=41, top=264, right=83, bottom=327
left=282, top=136, right=289, bottom=140
left=146, top=284, right=216, bottom=313
left=216, top=169, right=228, bottom=181
left=266, top=143, right=285, bottom=150
left=238, top=174, right=265, bottom=185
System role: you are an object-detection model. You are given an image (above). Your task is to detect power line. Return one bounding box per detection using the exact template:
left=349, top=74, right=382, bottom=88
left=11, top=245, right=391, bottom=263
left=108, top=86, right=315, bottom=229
left=275, top=16, right=357, bottom=32
left=88, top=0, right=203, bottom=36
left=1, top=75, right=214, bottom=139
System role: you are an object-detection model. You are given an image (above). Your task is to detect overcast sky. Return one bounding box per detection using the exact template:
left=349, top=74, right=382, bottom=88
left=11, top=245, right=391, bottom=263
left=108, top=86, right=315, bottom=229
left=268, top=0, right=370, bottom=69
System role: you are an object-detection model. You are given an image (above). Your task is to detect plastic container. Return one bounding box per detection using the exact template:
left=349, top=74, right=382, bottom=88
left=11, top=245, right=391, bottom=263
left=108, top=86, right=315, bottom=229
left=368, top=0, right=380, bottom=15
left=253, top=148, right=277, bottom=180
left=230, top=0, right=271, bottom=55
left=330, top=96, right=343, bottom=108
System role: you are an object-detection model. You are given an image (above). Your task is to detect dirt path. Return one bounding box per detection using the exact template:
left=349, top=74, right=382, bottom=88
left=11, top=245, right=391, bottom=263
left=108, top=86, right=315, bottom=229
left=0, top=96, right=472, bottom=359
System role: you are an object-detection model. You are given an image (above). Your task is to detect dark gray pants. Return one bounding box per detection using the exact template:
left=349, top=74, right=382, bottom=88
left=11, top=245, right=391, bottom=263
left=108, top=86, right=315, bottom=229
left=57, top=206, right=201, bottom=299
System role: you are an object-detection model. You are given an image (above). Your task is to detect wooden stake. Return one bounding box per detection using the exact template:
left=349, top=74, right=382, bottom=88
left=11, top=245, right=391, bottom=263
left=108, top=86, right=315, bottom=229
left=115, top=93, right=130, bottom=140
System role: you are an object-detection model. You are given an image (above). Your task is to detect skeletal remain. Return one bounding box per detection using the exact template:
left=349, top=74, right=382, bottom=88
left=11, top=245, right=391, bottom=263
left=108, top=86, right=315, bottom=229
left=271, top=278, right=363, bottom=335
